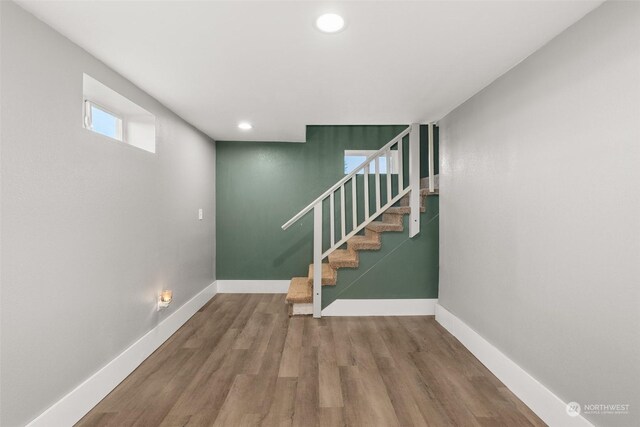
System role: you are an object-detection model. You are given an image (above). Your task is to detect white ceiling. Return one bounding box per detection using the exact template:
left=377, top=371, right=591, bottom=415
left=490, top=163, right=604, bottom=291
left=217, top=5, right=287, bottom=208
left=17, top=0, right=603, bottom=142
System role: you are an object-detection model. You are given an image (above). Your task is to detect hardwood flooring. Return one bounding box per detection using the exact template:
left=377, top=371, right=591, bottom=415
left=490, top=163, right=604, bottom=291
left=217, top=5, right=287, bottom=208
left=76, top=294, right=545, bottom=427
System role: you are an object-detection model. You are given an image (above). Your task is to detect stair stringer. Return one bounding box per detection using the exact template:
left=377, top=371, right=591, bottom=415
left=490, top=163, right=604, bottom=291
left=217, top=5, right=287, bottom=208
left=285, top=188, right=439, bottom=313
left=321, top=196, right=439, bottom=310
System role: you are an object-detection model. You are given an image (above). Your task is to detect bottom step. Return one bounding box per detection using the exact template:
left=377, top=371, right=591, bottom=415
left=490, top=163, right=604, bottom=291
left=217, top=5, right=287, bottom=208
left=285, top=277, right=312, bottom=304
left=290, top=303, right=313, bottom=316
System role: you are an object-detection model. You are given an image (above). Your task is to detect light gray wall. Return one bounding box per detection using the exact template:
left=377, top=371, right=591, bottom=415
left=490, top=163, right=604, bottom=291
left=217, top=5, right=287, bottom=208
left=439, top=2, right=639, bottom=426
left=0, top=2, right=216, bottom=426
left=0, top=1, right=4, bottom=423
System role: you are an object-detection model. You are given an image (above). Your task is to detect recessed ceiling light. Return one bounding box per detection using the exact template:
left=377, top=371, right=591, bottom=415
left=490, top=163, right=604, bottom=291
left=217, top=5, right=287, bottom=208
left=238, top=122, right=252, bottom=130
left=316, top=13, right=345, bottom=33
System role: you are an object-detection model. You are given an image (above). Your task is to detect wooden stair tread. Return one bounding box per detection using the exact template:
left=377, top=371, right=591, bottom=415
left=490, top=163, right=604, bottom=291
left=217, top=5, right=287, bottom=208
left=383, top=212, right=403, bottom=224
left=385, top=206, right=411, bottom=215
left=349, top=235, right=378, bottom=243
left=328, top=249, right=359, bottom=268
left=308, top=263, right=337, bottom=286
left=286, top=277, right=312, bottom=304
left=347, top=234, right=381, bottom=251
left=385, top=206, right=426, bottom=215
left=399, top=193, right=426, bottom=207
left=366, top=221, right=403, bottom=232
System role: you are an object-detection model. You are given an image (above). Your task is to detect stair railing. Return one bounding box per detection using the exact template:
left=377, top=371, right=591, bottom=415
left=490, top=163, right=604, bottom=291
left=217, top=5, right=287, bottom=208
left=282, top=123, right=425, bottom=317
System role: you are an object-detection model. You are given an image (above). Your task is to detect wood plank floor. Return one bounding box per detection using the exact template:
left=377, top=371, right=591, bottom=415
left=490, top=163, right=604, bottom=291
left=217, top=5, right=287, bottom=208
left=76, top=294, right=546, bottom=427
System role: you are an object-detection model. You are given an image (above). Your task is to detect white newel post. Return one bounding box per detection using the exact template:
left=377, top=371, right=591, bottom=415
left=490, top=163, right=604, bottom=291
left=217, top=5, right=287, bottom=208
left=428, top=123, right=435, bottom=193
left=313, top=203, right=322, bottom=318
left=409, top=123, right=420, bottom=237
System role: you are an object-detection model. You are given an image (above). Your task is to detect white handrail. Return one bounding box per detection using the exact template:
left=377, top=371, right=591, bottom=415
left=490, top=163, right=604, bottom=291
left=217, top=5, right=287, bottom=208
left=281, top=125, right=411, bottom=230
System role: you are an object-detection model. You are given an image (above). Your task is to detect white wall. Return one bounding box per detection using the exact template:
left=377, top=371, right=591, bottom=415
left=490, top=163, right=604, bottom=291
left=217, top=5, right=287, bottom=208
left=438, top=2, right=639, bottom=426
left=0, top=2, right=216, bottom=426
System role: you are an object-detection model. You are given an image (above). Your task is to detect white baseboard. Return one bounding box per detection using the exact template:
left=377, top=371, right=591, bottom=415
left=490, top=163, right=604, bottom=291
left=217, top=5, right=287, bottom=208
left=216, top=280, right=289, bottom=293
left=26, top=281, right=218, bottom=427
left=435, top=304, right=593, bottom=427
left=322, top=298, right=437, bottom=316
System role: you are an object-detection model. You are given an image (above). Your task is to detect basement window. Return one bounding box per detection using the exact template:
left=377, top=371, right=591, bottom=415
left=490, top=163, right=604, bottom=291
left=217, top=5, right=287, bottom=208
left=344, top=150, right=399, bottom=174
left=83, top=74, right=156, bottom=153
left=84, top=101, right=123, bottom=141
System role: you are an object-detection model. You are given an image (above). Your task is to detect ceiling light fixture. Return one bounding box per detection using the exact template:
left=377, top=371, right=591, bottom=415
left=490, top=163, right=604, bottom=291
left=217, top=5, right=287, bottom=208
left=238, top=122, right=252, bottom=130
left=316, top=13, right=345, bottom=33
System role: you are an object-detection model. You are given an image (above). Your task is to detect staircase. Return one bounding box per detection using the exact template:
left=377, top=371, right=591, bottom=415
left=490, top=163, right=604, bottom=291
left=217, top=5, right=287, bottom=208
left=281, top=123, right=437, bottom=317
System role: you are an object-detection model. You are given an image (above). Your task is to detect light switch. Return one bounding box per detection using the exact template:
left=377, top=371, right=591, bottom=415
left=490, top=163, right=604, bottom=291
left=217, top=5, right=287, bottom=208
left=198, top=208, right=203, bottom=220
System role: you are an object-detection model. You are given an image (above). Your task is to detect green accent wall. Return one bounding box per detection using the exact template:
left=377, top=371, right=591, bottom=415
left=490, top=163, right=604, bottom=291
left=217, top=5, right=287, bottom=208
left=216, top=125, right=438, bottom=304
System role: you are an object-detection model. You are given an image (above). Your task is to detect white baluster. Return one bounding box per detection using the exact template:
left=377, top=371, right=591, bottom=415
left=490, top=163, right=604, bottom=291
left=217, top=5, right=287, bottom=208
left=351, top=177, right=357, bottom=232
left=364, top=164, right=370, bottom=220
left=329, top=192, right=335, bottom=247
left=375, top=157, right=381, bottom=211
left=340, top=184, right=346, bottom=239
left=386, top=149, right=392, bottom=202
left=397, top=138, right=404, bottom=191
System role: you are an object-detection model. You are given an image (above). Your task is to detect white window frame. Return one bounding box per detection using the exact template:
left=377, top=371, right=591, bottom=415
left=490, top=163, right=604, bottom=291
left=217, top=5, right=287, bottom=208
left=344, top=149, right=400, bottom=174
left=83, top=100, right=124, bottom=142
